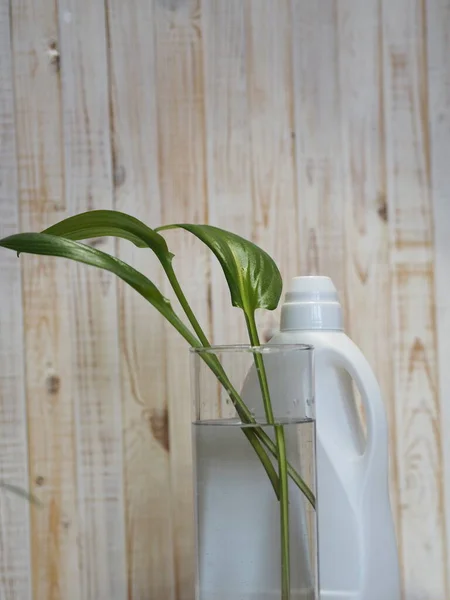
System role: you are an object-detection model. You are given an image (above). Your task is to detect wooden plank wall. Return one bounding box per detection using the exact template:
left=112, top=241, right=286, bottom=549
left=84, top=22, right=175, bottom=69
left=0, top=0, right=448, bottom=597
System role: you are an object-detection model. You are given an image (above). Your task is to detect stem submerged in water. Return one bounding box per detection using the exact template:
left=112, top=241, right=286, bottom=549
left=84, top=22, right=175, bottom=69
left=166, top=266, right=315, bottom=507
left=245, top=312, right=292, bottom=600
left=275, top=424, right=291, bottom=600
left=167, top=267, right=300, bottom=598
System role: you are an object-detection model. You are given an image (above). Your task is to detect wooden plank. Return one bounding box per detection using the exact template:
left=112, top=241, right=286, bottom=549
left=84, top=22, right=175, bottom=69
left=426, top=0, right=450, bottom=581
left=245, top=0, right=299, bottom=334
left=382, top=0, right=449, bottom=596
left=336, top=0, right=401, bottom=546
left=0, top=2, right=31, bottom=598
left=290, top=1, right=347, bottom=310
left=153, top=1, right=211, bottom=596
left=106, top=0, right=175, bottom=596
left=10, top=0, right=81, bottom=597
left=202, top=0, right=252, bottom=345
left=58, top=0, right=127, bottom=597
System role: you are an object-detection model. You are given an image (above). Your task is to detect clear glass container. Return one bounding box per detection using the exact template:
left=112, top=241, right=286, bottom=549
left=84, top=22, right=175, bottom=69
left=191, top=344, right=318, bottom=600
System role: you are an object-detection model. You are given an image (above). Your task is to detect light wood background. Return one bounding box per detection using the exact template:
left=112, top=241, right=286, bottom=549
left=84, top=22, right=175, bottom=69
left=0, top=0, right=449, bottom=598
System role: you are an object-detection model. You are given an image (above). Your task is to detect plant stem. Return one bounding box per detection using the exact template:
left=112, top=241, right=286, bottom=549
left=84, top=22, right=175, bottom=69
left=163, top=264, right=279, bottom=498
left=165, top=286, right=299, bottom=598
left=198, top=355, right=318, bottom=505
left=208, top=367, right=315, bottom=506
left=242, top=427, right=280, bottom=494
left=275, top=424, right=291, bottom=600
left=162, top=271, right=315, bottom=507
left=164, top=263, right=211, bottom=346
left=245, top=312, right=291, bottom=600
left=244, top=312, right=274, bottom=423
left=256, top=429, right=315, bottom=508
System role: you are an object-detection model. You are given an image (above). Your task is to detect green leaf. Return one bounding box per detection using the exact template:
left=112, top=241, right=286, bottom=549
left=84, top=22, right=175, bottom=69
left=43, top=209, right=173, bottom=268
left=0, top=233, right=197, bottom=345
left=157, top=224, right=282, bottom=314
left=40, top=211, right=210, bottom=343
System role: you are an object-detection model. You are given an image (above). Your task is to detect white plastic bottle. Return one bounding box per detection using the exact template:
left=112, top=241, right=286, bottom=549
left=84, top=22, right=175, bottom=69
left=269, top=276, right=401, bottom=600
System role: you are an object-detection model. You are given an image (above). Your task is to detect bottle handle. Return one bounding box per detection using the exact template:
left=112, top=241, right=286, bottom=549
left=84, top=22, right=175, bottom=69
left=320, top=341, right=388, bottom=473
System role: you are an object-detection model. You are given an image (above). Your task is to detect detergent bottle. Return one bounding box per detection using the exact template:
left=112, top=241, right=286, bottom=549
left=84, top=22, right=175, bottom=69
left=268, top=276, right=401, bottom=600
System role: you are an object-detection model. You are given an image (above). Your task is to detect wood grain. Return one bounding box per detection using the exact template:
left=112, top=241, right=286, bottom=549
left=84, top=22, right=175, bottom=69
left=202, top=0, right=252, bottom=345
left=107, top=0, right=175, bottom=596
left=245, top=0, right=299, bottom=333
left=336, top=0, right=401, bottom=542
left=11, top=0, right=81, bottom=597
left=427, top=0, right=450, bottom=582
left=1, top=1, right=450, bottom=598
left=152, top=1, right=211, bottom=597
left=58, top=0, right=127, bottom=597
left=0, top=2, right=31, bottom=599
left=382, top=0, right=449, bottom=596
left=290, top=0, right=347, bottom=310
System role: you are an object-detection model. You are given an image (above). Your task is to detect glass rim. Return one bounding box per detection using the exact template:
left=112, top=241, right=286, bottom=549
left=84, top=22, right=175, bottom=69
left=189, top=343, right=313, bottom=354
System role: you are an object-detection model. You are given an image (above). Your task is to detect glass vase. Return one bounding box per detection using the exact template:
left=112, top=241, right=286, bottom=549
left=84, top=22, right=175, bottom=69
left=191, top=344, right=318, bottom=600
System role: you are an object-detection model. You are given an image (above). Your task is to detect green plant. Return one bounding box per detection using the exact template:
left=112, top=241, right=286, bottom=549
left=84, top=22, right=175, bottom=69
left=0, top=210, right=315, bottom=600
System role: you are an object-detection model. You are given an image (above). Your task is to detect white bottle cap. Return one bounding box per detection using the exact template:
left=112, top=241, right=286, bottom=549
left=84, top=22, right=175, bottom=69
left=280, top=276, right=343, bottom=331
